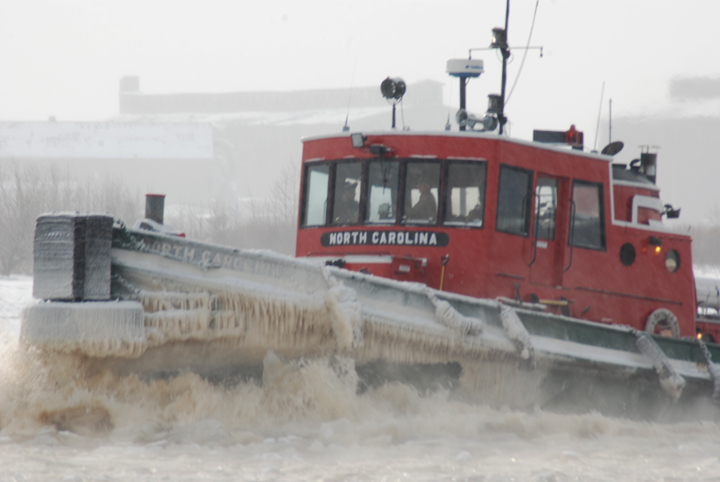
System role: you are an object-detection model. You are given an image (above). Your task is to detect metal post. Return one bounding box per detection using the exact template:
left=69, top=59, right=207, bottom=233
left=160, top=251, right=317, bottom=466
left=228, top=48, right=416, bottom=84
left=459, top=78, right=467, bottom=131
left=609, top=99, right=613, bottom=144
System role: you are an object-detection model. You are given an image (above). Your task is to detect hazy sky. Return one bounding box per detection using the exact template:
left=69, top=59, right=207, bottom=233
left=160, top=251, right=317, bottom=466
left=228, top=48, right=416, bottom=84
left=2, top=0, right=718, bottom=128
left=1, top=0, right=719, bottom=221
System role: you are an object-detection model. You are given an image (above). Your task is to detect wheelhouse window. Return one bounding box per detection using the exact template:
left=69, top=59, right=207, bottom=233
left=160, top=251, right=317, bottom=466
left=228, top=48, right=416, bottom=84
left=331, top=161, right=362, bottom=225
left=570, top=180, right=605, bottom=250
left=403, top=160, right=441, bottom=224
left=301, top=163, right=329, bottom=227
left=365, top=160, right=399, bottom=224
left=496, top=165, right=533, bottom=236
left=535, top=177, right=558, bottom=240
left=443, top=161, right=487, bottom=227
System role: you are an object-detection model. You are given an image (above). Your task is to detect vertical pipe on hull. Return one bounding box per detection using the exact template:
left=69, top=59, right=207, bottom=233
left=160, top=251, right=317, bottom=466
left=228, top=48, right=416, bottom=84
left=145, top=194, right=165, bottom=225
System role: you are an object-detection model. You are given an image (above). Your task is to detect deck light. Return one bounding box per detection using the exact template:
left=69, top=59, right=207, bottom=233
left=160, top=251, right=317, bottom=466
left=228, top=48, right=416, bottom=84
left=487, top=94, right=503, bottom=114
left=351, top=133, right=366, bottom=148
left=380, top=78, right=406, bottom=101
left=491, top=28, right=507, bottom=49
left=649, top=236, right=662, bottom=255
left=380, top=77, right=406, bottom=129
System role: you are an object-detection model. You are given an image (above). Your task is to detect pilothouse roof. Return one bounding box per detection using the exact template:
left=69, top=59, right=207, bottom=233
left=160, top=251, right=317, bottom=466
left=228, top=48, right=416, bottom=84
left=302, top=130, right=614, bottom=163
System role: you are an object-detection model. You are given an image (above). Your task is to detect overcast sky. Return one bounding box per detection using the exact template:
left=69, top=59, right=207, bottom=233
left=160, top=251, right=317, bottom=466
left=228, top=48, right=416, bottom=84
left=1, top=0, right=719, bottom=221
left=2, top=1, right=718, bottom=125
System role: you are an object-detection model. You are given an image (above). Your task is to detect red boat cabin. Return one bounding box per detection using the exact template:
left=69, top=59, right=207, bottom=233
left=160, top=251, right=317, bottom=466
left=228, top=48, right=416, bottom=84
left=296, top=130, right=698, bottom=338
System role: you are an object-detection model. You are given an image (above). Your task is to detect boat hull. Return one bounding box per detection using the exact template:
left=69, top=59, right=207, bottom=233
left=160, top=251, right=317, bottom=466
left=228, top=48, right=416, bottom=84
left=19, top=222, right=720, bottom=420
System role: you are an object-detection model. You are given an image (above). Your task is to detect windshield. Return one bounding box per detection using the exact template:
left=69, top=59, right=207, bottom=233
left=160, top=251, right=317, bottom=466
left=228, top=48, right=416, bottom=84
left=365, top=160, right=399, bottom=224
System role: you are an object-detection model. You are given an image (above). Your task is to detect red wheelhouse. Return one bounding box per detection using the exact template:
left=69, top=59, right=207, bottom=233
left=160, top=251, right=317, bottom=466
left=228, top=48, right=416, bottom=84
left=296, top=131, right=696, bottom=337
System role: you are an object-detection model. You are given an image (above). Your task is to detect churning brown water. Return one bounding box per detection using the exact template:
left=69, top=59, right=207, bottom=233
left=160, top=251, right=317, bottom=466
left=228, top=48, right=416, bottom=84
left=2, top=276, right=720, bottom=481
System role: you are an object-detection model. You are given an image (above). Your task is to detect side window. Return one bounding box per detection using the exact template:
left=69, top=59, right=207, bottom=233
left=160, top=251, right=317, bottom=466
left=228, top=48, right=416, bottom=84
left=331, top=162, right=362, bottom=225
left=444, top=161, right=487, bottom=227
left=535, top=177, right=558, bottom=240
left=366, top=160, right=400, bottom=224
left=496, top=165, right=533, bottom=236
left=301, top=164, right=329, bottom=227
left=403, top=161, right=441, bottom=224
left=570, top=180, right=605, bottom=250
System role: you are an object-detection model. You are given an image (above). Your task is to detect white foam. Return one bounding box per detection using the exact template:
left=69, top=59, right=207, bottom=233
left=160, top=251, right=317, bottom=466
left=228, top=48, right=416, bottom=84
left=3, top=278, right=720, bottom=481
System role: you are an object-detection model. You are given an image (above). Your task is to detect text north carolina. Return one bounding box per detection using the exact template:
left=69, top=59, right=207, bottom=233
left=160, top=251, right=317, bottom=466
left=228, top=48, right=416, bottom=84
left=321, top=230, right=449, bottom=247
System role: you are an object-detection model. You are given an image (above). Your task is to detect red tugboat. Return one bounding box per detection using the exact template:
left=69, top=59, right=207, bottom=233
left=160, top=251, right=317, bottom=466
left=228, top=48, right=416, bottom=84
left=296, top=32, right=715, bottom=341
left=19, top=6, right=720, bottom=418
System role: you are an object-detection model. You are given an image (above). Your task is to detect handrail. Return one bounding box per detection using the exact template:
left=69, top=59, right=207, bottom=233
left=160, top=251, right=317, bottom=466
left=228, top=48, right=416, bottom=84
left=565, top=199, right=576, bottom=272
left=528, top=192, right=539, bottom=267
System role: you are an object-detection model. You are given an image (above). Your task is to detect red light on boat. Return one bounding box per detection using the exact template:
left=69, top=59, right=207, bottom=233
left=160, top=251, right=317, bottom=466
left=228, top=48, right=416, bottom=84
left=563, top=125, right=584, bottom=149
left=649, top=236, right=662, bottom=255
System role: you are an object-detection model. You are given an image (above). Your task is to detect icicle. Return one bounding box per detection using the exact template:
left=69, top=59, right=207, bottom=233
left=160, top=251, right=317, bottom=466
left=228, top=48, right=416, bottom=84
left=137, top=290, right=210, bottom=312
left=499, top=305, right=536, bottom=370
left=634, top=331, right=685, bottom=400
left=697, top=339, right=720, bottom=400
left=426, top=289, right=483, bottom=335
left=322, top=267, right=364, bottom=350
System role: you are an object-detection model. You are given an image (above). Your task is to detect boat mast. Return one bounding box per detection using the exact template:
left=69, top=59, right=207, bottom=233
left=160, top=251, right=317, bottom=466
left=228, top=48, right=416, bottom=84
left=498, top=0, right=510, bottom=134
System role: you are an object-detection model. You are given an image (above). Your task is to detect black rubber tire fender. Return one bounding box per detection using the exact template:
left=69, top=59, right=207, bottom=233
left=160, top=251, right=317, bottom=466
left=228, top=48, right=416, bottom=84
left=644, top=308, right=680, bottom=338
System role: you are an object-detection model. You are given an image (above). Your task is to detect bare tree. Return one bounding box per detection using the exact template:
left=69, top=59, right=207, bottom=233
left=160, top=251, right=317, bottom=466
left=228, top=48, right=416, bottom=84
left=164, top=159, right=300, bottom=256
left=0, top=164, right=142, bottom=275
left=267, top=159, right=299, bottom=228
left=0, top=159, right=301, bottom=275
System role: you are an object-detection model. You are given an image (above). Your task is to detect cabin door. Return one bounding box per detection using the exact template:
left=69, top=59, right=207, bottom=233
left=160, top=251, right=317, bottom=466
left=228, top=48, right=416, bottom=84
left=529, top=175, right=569, bottom=287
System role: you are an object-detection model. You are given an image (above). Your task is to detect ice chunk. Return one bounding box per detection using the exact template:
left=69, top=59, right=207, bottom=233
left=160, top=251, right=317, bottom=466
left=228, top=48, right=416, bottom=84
left=33, top=213, right=86, bottom=300
left=32, top=213, right=113, bottom=301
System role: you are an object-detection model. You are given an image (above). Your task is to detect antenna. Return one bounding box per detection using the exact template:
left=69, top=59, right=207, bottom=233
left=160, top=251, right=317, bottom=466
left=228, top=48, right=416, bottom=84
left=343, top=56, right=358, bottom=132
left=593, top=81, right=605, bottom=152
left=466, top=0, right=543, bottom=135
left=446, top=59, right=484, bottom=131
left=505, top=0, right=540, bottom=106
left=608, top=98, right=613, bottom=144
left=446, top=79, right=453, bottom=131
